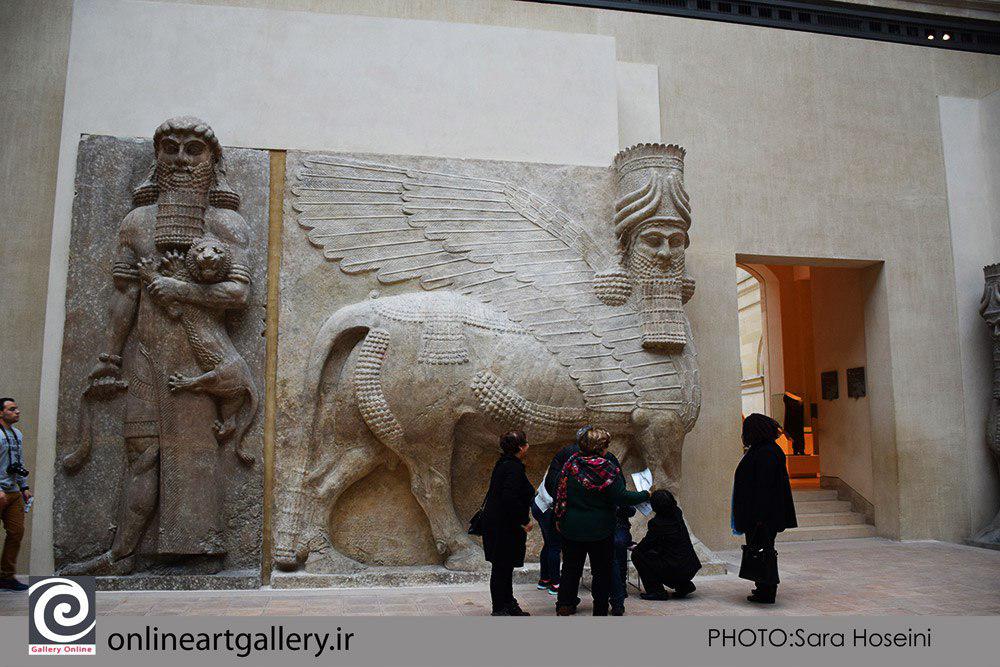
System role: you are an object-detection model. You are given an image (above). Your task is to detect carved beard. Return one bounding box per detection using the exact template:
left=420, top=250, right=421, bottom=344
left=627, top=243, right=686, bottom=351
left=154, top=159, right=214, bottom=251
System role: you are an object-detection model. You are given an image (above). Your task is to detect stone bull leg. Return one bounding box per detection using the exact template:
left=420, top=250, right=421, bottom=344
left=300, top=411, right=397, bottom=573
left=302, top=440, right=395, bottom=573
left=397, top=441, right=486, bottom=572
left=634, top=410, right=723, bottom=571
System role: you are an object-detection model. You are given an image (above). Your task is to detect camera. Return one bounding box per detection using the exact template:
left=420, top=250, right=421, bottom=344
left=7, top=463, right=28, bottom=478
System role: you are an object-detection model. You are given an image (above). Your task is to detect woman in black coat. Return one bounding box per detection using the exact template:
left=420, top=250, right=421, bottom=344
left=481, top=430, right=535, bottom=616
left=631, top=489, right=701, bottom=600
left=732, top=413, right=797, bottom=604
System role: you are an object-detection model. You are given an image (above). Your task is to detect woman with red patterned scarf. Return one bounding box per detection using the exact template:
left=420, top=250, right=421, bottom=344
left=553, top=427, right=649, bottom=616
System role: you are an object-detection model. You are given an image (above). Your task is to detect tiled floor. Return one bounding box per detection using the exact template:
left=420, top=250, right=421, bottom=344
left=3, top=539, right=998, bottom=617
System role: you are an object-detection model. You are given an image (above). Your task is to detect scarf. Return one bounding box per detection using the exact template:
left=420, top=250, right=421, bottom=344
left=553, top=453, right=620, bottom=528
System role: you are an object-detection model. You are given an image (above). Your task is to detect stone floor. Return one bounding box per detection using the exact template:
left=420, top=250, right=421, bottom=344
left=3, top=539, right=998, bottom=616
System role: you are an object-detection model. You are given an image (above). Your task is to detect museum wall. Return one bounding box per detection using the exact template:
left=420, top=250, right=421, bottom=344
left=809, top=267, right=876, bottom=502
left=939, top=90, right=1000, bottom=540
left=772, top=267, right=817, bottom=416
left=3, top=0, right=1000, bottom=574
left=0, top=0, right=73, bottom=574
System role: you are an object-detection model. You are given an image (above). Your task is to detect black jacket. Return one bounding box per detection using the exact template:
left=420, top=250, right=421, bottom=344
left=632, top=505, right=701, bottom=581
left=482, top=454, right=535, bottom=567
left=732, top=441, right=798, bottom=535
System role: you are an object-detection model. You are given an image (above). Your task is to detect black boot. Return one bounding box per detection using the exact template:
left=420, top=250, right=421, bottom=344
left=672, top=581, right=696, bottom=599
left=506, top=600, right=531, bottom=616
left=747, top=584, right=776, bottom=604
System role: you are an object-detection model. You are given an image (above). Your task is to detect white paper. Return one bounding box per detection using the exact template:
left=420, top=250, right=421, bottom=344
left=534, top=473, right=553, bottom=512
left=631, top=468, right=653, bottom=515
left=631, top=468, right=653, bottom=492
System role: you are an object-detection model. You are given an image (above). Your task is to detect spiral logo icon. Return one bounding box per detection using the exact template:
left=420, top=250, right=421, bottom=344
left=28, top=576, right=96, bottom=655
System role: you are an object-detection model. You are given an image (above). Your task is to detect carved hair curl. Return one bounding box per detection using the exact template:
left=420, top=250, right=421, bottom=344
left=153, top=116, right=222, bottom=162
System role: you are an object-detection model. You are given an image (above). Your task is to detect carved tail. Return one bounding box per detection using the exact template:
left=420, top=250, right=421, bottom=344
left=272, top=301, right=375, bottom=571
left=232, top=382, right=260, bottom=466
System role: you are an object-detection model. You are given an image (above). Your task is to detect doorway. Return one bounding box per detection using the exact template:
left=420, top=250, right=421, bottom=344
left=735, top=259, right=880, bottom=541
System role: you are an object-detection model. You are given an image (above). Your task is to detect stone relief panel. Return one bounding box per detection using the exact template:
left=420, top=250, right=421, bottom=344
left=54, top=122, right=268, bottom=584
left=272, top=145, right=713, bottom=576
left=972, top=262, right=1000, bottom=548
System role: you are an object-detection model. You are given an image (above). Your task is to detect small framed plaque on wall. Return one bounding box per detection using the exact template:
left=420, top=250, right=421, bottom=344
left=821, top=370, right=839, bottom=400
left=847, top=366, right=867, bottom=398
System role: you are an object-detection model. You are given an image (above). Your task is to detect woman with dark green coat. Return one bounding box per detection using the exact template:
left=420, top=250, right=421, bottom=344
left=553, top=427, right=649, bottom=616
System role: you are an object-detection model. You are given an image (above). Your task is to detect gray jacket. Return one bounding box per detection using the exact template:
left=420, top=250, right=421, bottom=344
left=0, top=426, right=29, bottom=493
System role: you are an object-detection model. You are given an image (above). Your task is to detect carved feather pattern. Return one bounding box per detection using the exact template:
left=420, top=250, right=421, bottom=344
left=291, top=155, right=691, bottom=417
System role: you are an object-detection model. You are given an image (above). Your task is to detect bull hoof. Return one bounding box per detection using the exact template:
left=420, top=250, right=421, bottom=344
left=444, top=545, right=487, bottom=572
left=273, top=549, right=302, bottom=572
left=305, top=548, right=367, bottom=574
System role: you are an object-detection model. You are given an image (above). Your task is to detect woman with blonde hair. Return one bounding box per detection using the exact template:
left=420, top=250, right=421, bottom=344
left=553, top=426, right=649, bottom=616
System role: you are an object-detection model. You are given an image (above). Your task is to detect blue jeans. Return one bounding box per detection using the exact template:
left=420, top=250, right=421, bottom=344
left=531, top=503, right=561, bottom=583
left=610, top=522, right=631, bottom=607
left=610, top=544, right=628, bottom=607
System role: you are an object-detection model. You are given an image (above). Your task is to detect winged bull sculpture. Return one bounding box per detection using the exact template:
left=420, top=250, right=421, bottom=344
left=273, top=143, right=709, bottom=572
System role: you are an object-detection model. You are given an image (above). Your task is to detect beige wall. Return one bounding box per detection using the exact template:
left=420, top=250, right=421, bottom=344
left=4, top=0, right=999, bottom=567
left=0, top=0, right=72, bottom=574
left=810, top=267, right=876, bottom=501
left=939, top=91, right=1000, bottom=539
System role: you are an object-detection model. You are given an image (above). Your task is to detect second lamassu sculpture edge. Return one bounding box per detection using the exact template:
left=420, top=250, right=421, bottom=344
left=273, top=143, right=707, bottom=572
left=972, top=262, right=1000, bottom=548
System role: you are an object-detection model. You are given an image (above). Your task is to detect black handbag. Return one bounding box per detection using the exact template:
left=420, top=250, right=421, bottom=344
left=738, top=544, right=780, bottom=584
left=468, top=493, right=489, bottom=536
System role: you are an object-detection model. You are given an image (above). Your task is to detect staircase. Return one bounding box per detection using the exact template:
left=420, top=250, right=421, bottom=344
left=777, top=488, right=876, bottom=542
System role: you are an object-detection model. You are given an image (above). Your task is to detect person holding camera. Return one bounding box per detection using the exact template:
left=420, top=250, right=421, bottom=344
left=0, top=398, right=31, bottom=591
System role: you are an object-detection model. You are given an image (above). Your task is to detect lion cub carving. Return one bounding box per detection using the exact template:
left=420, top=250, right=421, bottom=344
left=138, top=238, right=258, bottom=465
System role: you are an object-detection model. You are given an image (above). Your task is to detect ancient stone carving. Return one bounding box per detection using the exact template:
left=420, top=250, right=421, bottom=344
left=972, top=262, right=1000, bottom=547
left=59, top=117, right=260, bottom=576
left=273, top=144, right=709, bottom=573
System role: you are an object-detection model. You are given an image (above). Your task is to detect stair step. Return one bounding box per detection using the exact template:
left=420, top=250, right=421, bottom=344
left=794, top=499, right=852, bottom=514
left=776, top=524, right=877, bottom=542
left=796, top=512, right=867, bottom=527
left=791, top=489, right=838, bottom=501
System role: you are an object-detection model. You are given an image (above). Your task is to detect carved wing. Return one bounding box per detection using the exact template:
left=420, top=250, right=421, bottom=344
left=290, top=155, right=689, bottom=418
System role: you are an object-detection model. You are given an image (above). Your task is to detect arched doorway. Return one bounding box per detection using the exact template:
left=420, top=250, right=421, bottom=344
left=736, top=266, right=768, bottom=417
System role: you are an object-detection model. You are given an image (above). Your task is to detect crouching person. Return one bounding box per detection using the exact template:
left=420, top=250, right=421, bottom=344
left=632, top=490, right=700, bottom=600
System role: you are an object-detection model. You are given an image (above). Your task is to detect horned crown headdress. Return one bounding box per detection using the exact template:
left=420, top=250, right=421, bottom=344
left=612, top=143, right=691, bottom=250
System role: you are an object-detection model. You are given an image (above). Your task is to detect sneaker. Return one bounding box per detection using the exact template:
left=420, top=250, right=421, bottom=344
left=0, top=578, right=28, bottom=592
left=547, top=582, right=559, bottom=596
left=536, top=579, right=550, bottom=590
